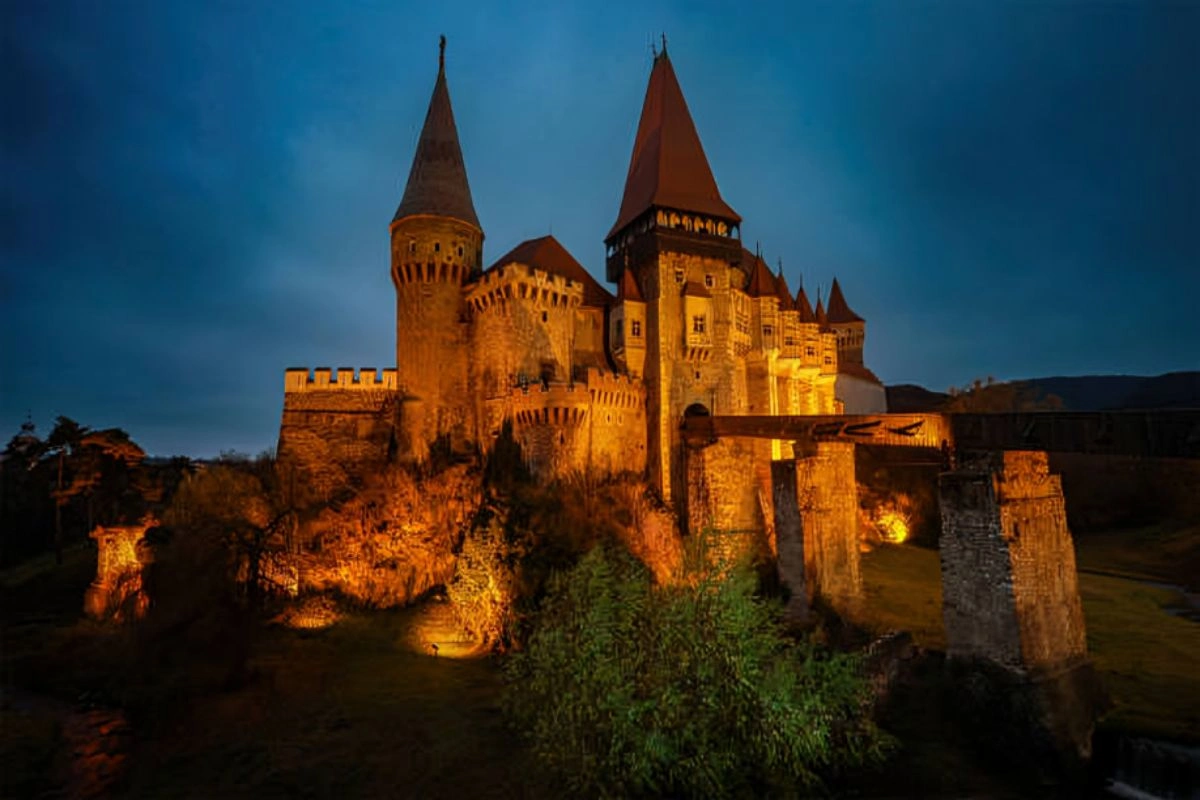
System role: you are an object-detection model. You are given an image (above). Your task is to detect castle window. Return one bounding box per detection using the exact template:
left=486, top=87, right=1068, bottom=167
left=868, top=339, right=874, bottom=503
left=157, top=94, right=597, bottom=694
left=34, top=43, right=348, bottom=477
left=434, top=242, right=441, bottom=252
left=785, top=336, right=795, bottom=346
left=409, top=241, right=417, bottom=254
left=692, top=315, right=706, bottom=334
left=631, top=320, right=641, bottom=337
left=704, top=274, right=714, bottom=288
left=824, top=355, right=832, bottom=365
left=806, top=346, right=815, bottom=357
left=457, top=245, right=463, bottom=257
left=541, top=311, right=548, bottom=323
left=763, top=325, right=774, bottom=337
left=675, top=269, right=684, bottom=283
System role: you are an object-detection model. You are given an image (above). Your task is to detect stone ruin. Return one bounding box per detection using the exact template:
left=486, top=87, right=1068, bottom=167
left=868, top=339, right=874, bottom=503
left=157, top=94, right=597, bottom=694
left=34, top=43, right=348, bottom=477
left=84, top=519, right=156, bottom=621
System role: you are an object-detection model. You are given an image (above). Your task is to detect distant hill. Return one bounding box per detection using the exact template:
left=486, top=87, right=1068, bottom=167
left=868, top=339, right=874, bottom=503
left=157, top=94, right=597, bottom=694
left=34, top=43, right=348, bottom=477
left=886, top=371, right=1200, bottom=413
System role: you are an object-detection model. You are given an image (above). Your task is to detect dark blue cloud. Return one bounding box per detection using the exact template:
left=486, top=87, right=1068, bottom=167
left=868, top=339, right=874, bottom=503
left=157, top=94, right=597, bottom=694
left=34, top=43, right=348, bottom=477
left=3, top=0, right=1196, bottom=455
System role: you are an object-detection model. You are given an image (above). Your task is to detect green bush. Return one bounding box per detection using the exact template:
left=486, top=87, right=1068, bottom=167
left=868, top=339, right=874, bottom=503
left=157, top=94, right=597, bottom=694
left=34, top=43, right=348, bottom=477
left=503, top=542, right=891, bottom=797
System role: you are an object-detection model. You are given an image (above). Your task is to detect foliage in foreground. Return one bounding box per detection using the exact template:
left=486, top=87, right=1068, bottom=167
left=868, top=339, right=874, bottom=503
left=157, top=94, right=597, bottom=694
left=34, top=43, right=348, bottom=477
left=504, top=544, right=891, bottom=798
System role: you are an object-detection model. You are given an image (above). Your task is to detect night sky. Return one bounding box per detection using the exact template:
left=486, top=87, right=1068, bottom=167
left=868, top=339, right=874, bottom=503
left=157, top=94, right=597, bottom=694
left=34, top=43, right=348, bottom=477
left=3, top=1, right=1197, bottom=457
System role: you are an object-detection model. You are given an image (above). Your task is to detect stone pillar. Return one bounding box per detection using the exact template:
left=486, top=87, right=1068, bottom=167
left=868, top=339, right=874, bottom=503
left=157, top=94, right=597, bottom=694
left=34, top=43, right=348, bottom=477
left=938, top=451, right=1087, bottom=670
left=85, top=520, right=154, bottom=621
left=771, top=460, right=808, bottom=623
left=938, top=451, right=1098, bottom=777
left=792, top=442, right=862, bottom=620
left=683, top=438, right=768, bottom=565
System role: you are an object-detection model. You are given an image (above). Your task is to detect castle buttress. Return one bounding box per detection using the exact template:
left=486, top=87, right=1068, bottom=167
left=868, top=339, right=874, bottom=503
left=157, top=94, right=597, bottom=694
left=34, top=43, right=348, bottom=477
left=277, top=39, right=885, bottom=502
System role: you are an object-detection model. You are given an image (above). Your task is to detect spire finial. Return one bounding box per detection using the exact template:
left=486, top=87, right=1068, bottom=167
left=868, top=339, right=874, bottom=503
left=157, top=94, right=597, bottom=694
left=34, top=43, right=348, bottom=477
left=439, top=35, right=446, bottom=71
left=661, top=33, right=667, bottom=56
left=777, top=257, right=784, bottom=277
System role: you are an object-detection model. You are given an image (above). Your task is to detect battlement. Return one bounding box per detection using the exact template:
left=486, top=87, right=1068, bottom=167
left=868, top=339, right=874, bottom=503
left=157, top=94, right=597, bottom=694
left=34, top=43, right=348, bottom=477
left=585, top=368, right=647, bottom=409
left=465, top=263, right=584, bottom=314
left=284, top=367, right=398, bottom=393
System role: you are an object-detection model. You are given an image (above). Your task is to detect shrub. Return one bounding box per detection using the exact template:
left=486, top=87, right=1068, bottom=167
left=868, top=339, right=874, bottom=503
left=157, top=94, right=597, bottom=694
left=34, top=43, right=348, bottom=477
left=503, top=542, right=891, bottom=797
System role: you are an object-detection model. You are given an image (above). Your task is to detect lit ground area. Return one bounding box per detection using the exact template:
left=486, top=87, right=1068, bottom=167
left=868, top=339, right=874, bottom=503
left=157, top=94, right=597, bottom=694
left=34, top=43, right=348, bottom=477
left=3, top=525, right=1197, bottom=797
left=859, top=523, right=1200, bottom=742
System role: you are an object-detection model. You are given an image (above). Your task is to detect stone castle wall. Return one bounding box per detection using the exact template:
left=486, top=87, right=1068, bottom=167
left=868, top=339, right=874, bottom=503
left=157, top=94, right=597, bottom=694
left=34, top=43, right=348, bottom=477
left=278, top=368, right=399, bottom=497
left=391, top=215, right=481, bottom=455
left=490, top=368, right=648, bottom=480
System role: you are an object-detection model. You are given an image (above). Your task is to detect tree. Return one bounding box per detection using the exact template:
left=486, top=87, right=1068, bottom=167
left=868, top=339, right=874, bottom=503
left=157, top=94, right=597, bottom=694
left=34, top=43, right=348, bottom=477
left=945, top=376, right=1064, bottom=413
left=504, top=543, right=891, bottom=797
left=162, top=455, right=295, bottom=609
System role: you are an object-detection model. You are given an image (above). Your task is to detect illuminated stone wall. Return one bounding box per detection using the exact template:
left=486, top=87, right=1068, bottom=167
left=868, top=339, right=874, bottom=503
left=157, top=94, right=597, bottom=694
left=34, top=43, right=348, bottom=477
left=84, top=520, right=155, bottom=620
left=391, top=215, right=481, bottom=456
left=792, top=442, right=862, bottom=620
left=939, top=450, right=1087, bottom=671
left=277, top=368, right=399, bottom=498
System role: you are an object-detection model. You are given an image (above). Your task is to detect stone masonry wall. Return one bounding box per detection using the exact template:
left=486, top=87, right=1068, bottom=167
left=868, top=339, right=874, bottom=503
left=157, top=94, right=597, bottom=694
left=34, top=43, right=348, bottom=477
left=85, top=520, right=155, bottom=620
left=792, top=442, right=862, bottom=620
left=278, top=368, right=399, bottom=498
left=939, top=451, right=1087, bottom=672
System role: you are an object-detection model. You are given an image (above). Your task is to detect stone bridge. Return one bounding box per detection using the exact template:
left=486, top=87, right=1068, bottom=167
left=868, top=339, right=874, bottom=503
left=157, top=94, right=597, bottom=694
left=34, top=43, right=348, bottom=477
left=682, top=410, right=1200, bottom=663
left=682, top=409, right=1200, bottom=768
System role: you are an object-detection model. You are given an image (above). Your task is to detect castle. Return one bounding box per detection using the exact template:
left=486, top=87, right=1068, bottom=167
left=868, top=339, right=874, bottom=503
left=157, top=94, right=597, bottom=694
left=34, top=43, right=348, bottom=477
left=277, top=39, right=886, bottom=504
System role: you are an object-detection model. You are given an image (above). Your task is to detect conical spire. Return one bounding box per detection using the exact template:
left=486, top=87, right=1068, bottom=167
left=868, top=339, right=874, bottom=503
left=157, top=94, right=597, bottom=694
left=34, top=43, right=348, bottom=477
left=815, top=291, right=828, bottom=327
left=608, top=49, right=740, bottom=239
left=795, top=284, right=816, bottom=323
left=393, top=37, right=480, bottom=230
left=774, top=269, right=795, bottom=311
left=743, top=248, right=776, bottom=298
left=826, top=278, right=863, bottom=323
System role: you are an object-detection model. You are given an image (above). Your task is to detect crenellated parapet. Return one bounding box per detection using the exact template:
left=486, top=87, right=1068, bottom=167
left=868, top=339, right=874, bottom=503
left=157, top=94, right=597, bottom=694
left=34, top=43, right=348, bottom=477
left=465, top=263, right=585, bottom=314
left=284, top=367, right=398, bottom=393
left=585, top=368, right=647, bottom=410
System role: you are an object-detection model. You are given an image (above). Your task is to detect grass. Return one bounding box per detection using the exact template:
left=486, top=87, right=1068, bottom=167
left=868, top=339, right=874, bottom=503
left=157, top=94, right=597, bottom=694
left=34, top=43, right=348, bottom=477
left=859, top=535, right=1200, bottom=743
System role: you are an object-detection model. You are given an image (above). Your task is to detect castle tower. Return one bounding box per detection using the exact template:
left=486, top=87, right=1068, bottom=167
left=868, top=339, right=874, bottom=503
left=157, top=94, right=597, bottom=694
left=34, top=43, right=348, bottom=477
left=826, top=278, right=864, bottom=365
left=826, top=278, right=886, bottom=412
left=390, top=38, right=483, bottom=458
left=606, top=45, right=743, bottom=502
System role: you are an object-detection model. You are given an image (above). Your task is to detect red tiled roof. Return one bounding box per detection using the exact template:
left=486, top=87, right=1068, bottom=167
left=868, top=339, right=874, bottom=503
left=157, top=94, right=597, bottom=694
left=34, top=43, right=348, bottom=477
left=488, top=235, right=613, bottom=307
left=815, top=295, right=828, bottom=327
left=826, top=278, right=864, bottom=323
left=681, top=279, right=712, bottom=298
left=775, top=271, right=795, bottom=311
left=393, top=47, right=480, bottom=230
left=743, top=249, right=776, bottom=299
left=618, top=269, right=644, bottom=302
left=607, top=53, right=740, bottom=240
left=795, top=286, right=816, bottom=323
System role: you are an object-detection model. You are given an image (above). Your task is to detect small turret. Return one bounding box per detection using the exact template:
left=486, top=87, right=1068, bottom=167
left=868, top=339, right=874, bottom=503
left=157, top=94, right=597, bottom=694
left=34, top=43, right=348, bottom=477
left=826, top=277, right=865, bottom=365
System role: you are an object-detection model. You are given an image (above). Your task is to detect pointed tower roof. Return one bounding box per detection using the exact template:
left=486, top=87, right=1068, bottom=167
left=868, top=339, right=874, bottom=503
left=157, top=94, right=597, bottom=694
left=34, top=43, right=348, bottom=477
left=826, top=278, right=864, bottom=323
left=488, top=235, right=612, bottom=307
left=607, top=50, right=740, bottom=240
left=795, top=284, right=816, bottom=323
left=774, top=270, right=795, bottom=311
left=393, top=37, right=480, bottom=230
left=815, top=292, right=828, bottom=327
left=618, top=268, right=644, bottom=302
left=743, top=248, right=776, bottom=298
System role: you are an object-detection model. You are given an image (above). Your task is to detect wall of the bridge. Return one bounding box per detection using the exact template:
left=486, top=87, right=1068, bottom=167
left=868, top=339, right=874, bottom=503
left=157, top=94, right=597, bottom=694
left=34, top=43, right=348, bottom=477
left=938, top=450, right=1087, bottom=672
left=683, top=438, right=772, bottom=564
left=771, top=443, right=862, bottom=621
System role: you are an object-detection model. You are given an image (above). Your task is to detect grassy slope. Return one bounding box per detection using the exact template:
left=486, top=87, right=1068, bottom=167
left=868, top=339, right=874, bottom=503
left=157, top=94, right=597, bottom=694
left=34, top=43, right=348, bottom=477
left=859, top=534, right=1200, bottom=742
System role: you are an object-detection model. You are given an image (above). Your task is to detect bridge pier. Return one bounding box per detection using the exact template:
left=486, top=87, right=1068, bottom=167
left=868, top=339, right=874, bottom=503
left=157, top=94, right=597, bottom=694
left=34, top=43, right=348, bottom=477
left=772, top=442, right=862, bottom=623
left=938, top=450, right=1087, bottom=669
left=938, top=450, right=1099, bottom=772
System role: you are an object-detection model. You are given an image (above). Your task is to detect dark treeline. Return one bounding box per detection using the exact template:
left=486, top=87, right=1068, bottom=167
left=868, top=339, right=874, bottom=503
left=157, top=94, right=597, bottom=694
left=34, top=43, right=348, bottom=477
left=0, top=416, right=192, bottom=567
